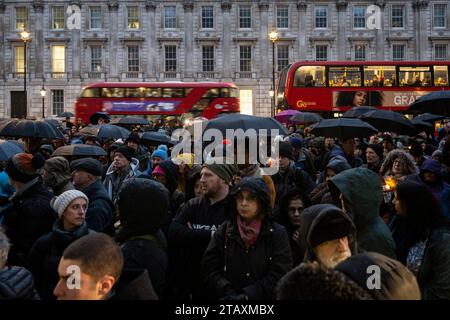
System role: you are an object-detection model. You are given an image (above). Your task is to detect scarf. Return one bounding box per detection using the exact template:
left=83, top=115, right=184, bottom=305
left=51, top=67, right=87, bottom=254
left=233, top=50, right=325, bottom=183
left=237, top=215, right=262, bottom=248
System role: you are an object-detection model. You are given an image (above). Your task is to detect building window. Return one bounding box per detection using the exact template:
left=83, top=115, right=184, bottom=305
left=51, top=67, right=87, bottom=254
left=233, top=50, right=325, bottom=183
left=52, top=90, right=64, bottom=116
left=277, top=45, right=289, bottom=71
left=15, top=46, right=24, bottom=73
left=165, top=45, right=177, bottom=72
left=435, top=44, right=448, bottom=60
left=391, top=5, right=404, bottom=28
left=202, top=46, right=214, bottom=72
left=239, top=6, right=252, bottom=29
left=315, top=45, right=328, bottom=61
left=277, top=6, right=289, bottom=29
left=127, top=6, right=140, bottom=29
left=240, top=46, right=252, bottom=72
left=15, top=7, right=27, bottom=30
left=52, top=45, right=65, bottom=73
left=164, top=6, right=176, bottom=29
left=52, top=7, right=65, bottom=30
left=127, top=46, right=139, bottom=72
left=392, top=44, right=405, bottom=61
left=90, top=46, right=102, bottom=72
left=433, top=4, right=447, bottom=28
left=89, top=7, right=102, bottom=29
left=354, top=45, right=366, bottom=61
left=201, top=6, right=214, bottom=29
left=353, top=6, right=366, bottom=28
left=315, top=6, right=327, bottom=28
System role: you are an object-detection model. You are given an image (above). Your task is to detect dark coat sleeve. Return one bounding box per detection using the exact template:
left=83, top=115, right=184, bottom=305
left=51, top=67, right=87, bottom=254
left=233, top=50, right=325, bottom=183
left=27, top=234, right=51, bottom=297
left=85, top=197, right=114, bottom=234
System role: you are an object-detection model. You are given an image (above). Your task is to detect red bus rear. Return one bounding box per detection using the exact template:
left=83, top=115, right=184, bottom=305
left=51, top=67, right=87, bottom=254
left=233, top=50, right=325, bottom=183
left=276, top=61, right=449, bottom=116
left=75, top=82, right=240, bottom=124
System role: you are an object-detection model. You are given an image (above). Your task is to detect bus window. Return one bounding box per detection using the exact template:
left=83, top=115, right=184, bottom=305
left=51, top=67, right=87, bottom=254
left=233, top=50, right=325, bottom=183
left=81, top=88, right=101, bottom=98
left=434, top=66, right=449, bottom=86
left=293, top=66, right=325, bottom=87
left=144, top=88, right=162, bottom=98
left=230, top=88, right=239, bottom=98
left=328, top=67, right=361, bottom=87
left=399, top=66, right=432, bottom=87
left=162, top=88, right=185, bottom=98
left=220, top=88, right=230, bottom=97
left=363, top=66, right=396, bottom=87
left=202, top=88, right=220, bottom=98
left=126, top=88, right=144, bottom=98
left=102, top=87, right=124, bottom=98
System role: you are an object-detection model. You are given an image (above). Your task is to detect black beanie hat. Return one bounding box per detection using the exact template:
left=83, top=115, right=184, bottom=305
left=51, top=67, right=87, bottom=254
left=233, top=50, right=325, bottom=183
left=279, top=141, right=294, bottom=160
left=309, top=210, right=356, bottom=248
left=6, top=153, right=46, bottom=183
left=115, top=145, right=134, bottom=162
left=367, top=144, right=384, bottom=160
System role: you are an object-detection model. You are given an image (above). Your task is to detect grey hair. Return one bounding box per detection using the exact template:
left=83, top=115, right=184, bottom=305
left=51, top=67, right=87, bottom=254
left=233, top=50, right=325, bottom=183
left=0, top=226, right=11, bottom=269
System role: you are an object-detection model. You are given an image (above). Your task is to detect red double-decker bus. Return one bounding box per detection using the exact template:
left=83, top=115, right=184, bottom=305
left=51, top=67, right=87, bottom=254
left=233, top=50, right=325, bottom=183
left=75, top=82, right=240, bottom=124
left=276, top=61, right=449, bottom=116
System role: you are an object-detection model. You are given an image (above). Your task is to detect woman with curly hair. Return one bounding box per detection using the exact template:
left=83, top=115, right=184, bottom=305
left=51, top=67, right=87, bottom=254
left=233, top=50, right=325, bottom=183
left=380, top=149, right=419, bottom=182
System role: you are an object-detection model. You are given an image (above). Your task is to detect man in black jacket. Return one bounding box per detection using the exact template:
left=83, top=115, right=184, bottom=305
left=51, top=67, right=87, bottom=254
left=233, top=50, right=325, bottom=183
left=70, top=158, right=115, bottom=235
left=168, top=160, right=237, bottom=300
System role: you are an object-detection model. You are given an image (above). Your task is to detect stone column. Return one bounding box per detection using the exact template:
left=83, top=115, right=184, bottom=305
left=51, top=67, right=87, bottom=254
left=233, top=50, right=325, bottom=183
left=69, top=2, right=81, bottom=79
left=297, top=1, right=307, bottom=60
left=221, top=1, right=232, bottom=79
left=374, top=0, right=386, bottom=61
left=108, top=1, right=119, bottom=79
left=0, top=1, right=5, bottom=80
left=32, top=1, right=44, bottom=78
left=259, top=1, right=269, bottom=77
left=413, top=0, right=429, bottom=60
left=184, top=0, right=194, bottom=79
left=336, top=0, right=348, bottom=61
left=145, top=1, right=157, bottom=80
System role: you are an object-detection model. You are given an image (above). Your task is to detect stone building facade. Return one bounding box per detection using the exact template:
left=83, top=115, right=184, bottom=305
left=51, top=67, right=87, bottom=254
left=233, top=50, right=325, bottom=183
left=0, top=0, right=448, bottom=119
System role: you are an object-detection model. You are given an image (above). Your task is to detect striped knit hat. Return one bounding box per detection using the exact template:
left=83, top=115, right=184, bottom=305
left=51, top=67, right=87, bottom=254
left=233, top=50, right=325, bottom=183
left=6, top=153, right=46, bottom=183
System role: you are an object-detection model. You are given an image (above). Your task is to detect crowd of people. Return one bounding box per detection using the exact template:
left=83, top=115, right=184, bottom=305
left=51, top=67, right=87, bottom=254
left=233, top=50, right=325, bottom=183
left=1, top=114, right=450, bottom=301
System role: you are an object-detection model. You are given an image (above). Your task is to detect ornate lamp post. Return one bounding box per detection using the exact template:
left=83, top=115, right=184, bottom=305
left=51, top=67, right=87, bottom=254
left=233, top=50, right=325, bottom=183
left=20, top=30, right=31, bottom=114
left=40, top=85, right=47, bottom=119
left=269, top=30, right=278, bottom=117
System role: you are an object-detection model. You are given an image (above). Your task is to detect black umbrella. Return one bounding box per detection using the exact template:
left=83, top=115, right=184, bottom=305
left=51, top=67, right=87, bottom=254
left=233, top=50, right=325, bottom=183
left=44, top=118, right=60, bottom=128
left=408, top=90, right=450, bottom=116
left=110, top=117, right=150, bottom=126
left=140, top=131, right=176, bottom=146
left=342, top=106, right=377, bottom=118
left=204, top=113, right=288, bottom=136
left=58, top=112, right=75, bottom=118
left=411, top=119, right=434, bottom=133
left=0, top=119, right=64, bottom=139
left=359, top=110, right=415, bottom=135
left=89, top=112, right=111, bottom=124
left=412, top=113, right=446, bottom=123
left=0, top=139, right=24, bottom=161
left=290, top=112, right=323, bottom=125
left=310, top=118, right=378, bottom=139
left=77, top=125, right=130, bottom=141
left=52, top=144, right=107, bottom=157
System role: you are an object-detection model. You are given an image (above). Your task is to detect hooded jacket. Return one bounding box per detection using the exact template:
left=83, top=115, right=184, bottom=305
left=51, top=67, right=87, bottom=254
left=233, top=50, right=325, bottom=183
left=111, top=268, right=158, bottom=300
left=335, top=252, right=421, bottom=300
left=418, top=158, right=449, bottom=200
left=43, top=157, right=74, bottom=196
left=380, top=149, right=419, bottom=179
left=328, top=168, right=397, bottom=259
left=0, top=266, right=40, bottom=300
left=104, top=157, right=141, bottom=204
left=297, top=204, right=357, bottom=263
left=202, top=177, right=293, bottom=300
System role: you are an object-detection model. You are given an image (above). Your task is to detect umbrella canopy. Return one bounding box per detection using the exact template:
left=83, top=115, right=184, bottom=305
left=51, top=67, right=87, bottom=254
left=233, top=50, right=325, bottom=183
left=52, top=144, right=107, bottom=157
left=359, top=110, right=415, bottom=135
left=412, top=113, right=446, bottom=123
left=342, top=106, right=377, bottom=118
left=290, top=112, right=323, bottom=125
left=44, top=118, right=60, bottom=128
left=310, top=118, right=378, bottom=139
left=6, top=140, right=25, bottom=151
left=0, top=139, right=25, bottom=161
left=274, top=110, right=301, bottom=124
left=89, top=112, right=111, bottom=124
left=0, top=119, right=64, bottom=139
left=204, top=113, right=288, bottom=136
left=140, top=131, right=176, bottom=146
left=408, top=90, right=450, bottom=116
left=77, top=124, right=130, bottom=142
left=110, top=117, right=150, bottom=126
left=411, top=119, right=434, bottom=133
left=58, top=112, right=75, bottom=118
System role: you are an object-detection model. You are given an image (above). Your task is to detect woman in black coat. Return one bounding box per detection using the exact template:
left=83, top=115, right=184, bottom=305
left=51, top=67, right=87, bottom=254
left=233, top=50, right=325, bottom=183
left=28, top=190, right=91, bottom=300
left=202, top=177, right=293, bottom=300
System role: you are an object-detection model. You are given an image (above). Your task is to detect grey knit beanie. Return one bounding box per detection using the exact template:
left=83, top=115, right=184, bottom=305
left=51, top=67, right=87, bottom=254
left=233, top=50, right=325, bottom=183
left=50, top=190, right=89, bottom=218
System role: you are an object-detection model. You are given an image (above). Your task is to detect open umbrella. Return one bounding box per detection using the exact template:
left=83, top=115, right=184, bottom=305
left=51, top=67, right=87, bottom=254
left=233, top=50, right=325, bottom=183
left=359, top=110, right=415, bottom=135
left=274, top=110, right=301, bottom=124
left=0, top=119, right=64, bottom=139
left=290, top=112, right=323, bottom=125
left=204, top=113, right=288, bottom=136
left=411, top=119, right=434, bottom=133
left=0, top=139, right=24, bottom=161
left=408, top=90, right=450, bottom=116
left=58, top=112, right=75, bottom=118
left=412, top=113, right=446, bottom=123
left=89, top=112, right=111, bottom=124
left=110, top=117, right=150, bottom=126
left=44, top=118, right=60, bottom=128
left=52, top=144, right=107, bottom=157
left=76, top=125, right=130, bottom=142
left=310, top=118, right=378, bottom=139
left=342, top=106, right=377, bottom=118
left=140, top=131, right=176, bottom=146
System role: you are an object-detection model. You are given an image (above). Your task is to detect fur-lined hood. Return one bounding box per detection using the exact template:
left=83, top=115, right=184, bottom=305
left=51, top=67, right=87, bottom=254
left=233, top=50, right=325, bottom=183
left=380, top=149, right=419, bottom=177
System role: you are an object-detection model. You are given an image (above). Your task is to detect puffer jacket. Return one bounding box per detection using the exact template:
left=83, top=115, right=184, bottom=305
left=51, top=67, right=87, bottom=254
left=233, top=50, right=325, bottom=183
left=0, top=266, right=40, bottom=300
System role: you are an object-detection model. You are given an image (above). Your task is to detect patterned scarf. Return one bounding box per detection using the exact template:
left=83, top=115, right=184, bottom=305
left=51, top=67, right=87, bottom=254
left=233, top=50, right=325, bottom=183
left=237, top=215, right=262, bottom=248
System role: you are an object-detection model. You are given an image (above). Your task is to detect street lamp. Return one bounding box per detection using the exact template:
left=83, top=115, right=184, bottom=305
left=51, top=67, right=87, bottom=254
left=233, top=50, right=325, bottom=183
left=269, top=30, right=278, bottom=117
left=20, top=30, right=31, bottom=114
left=40, top=85, right=47, bottom=119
